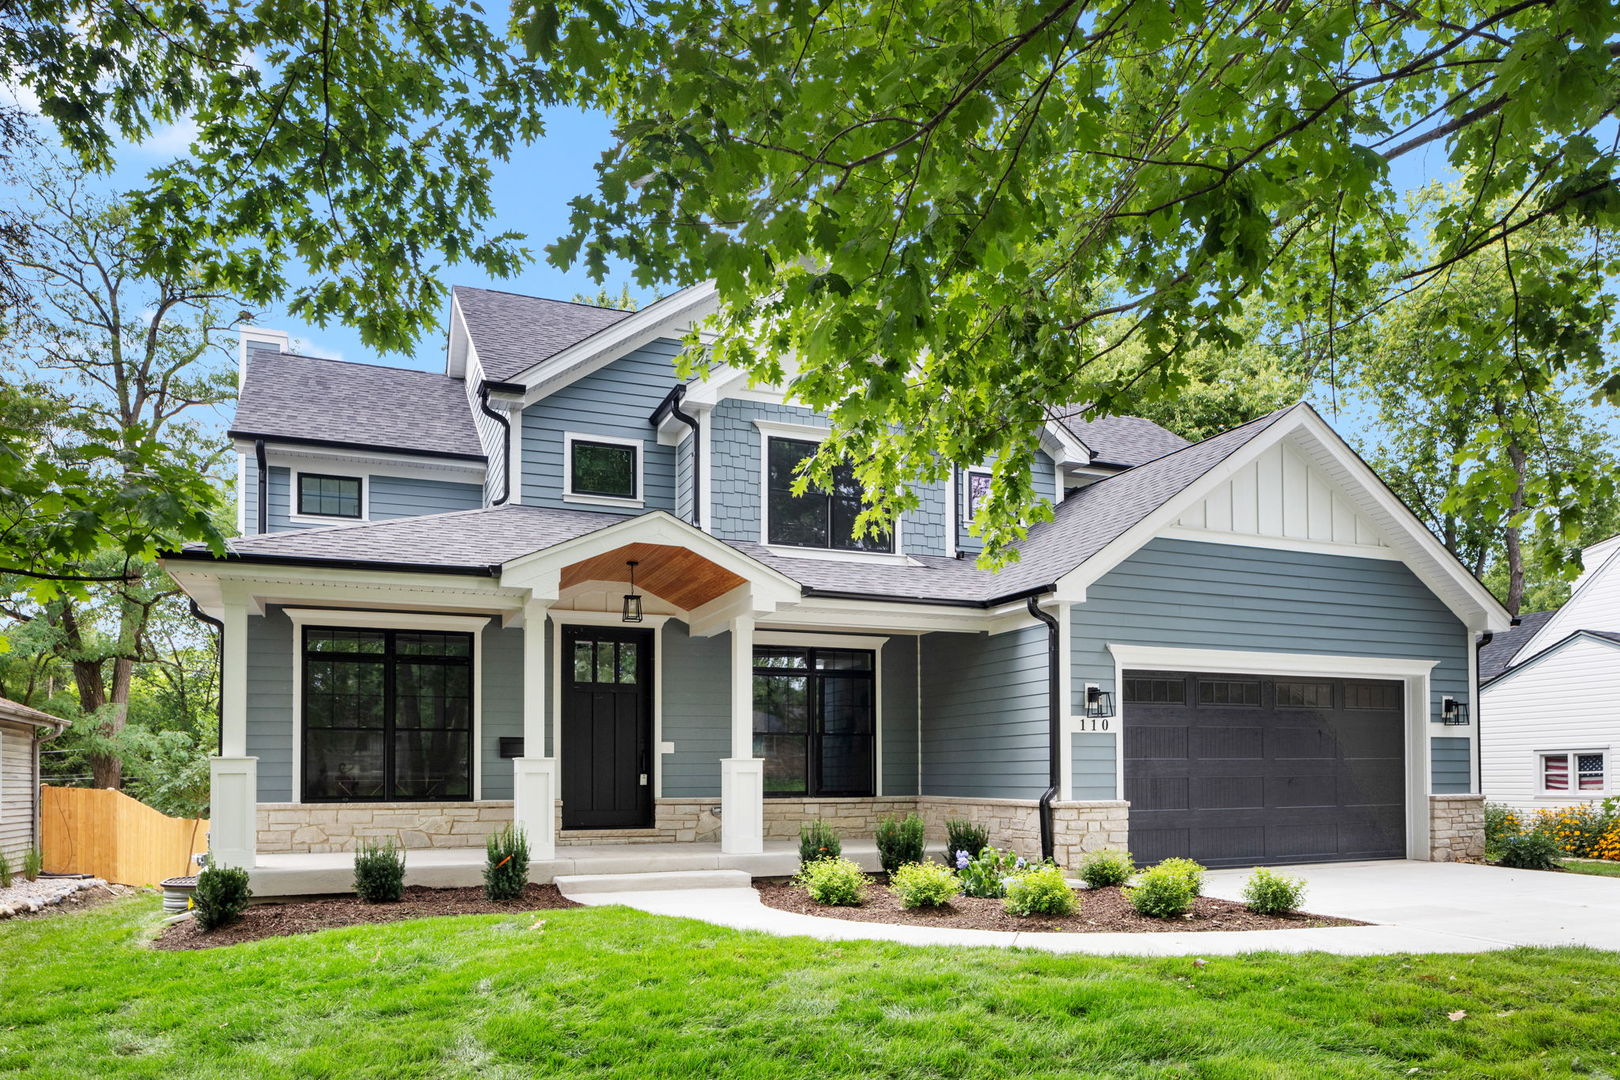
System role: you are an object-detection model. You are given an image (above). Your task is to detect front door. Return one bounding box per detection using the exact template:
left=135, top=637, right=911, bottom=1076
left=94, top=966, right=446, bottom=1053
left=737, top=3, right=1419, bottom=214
left=561, top=625, right=653, bottom=829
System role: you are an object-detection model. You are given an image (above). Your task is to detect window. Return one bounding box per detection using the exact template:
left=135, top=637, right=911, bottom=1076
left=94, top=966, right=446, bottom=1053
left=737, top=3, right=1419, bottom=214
left=302, top=627, right=473, bottom=801
left=1276, top=681, right=1334, bottom=708
left=297, top=473, right=362, bottom=518
left=1541, top=751, right=1606, bottom=794
left=752, top=646, right=875, bottom=797
left=1198, top=678, right=1262, bottom=706
left=765, top=437, right=892, bottom=552
left=568, top=437, right=639, bottom=500
left=963, top=469, right=992, bottom=522
left=1124, top=677, right=1185, bottom=704
left=1345, top=682, right=1402, bottom=710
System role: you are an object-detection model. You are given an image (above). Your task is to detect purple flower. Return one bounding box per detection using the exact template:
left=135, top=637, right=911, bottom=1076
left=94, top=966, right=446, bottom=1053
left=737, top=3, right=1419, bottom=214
left=1015, top=857, right=1027, bottom=870
left=955, top=850, right=970, bottom=870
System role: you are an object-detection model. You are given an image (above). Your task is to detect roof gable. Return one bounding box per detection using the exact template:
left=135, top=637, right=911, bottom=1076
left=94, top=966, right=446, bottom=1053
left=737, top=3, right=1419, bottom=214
left=450, top=286, right=633, bottom=383
left=1480, top=629, right=1620, bottom=689
left=1478, top=608, right=1557, bottom=680
left=1515, top=544, right=1620, bottom=658
left=1054, top=412, right=1190, bottom=468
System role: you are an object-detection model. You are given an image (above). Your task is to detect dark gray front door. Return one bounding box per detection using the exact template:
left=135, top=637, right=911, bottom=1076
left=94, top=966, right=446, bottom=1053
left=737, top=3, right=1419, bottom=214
left=1123, top=670, right=1406, bottom=867
left=562, top=626, right=653, bottom=829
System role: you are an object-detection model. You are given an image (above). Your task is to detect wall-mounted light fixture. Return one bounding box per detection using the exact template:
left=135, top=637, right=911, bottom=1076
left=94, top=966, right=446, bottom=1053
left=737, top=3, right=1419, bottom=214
left=622, top=560, right=644, bottom=623
left=1085, top=684, right=1115, bottom=720
left=1440, top=696, right=1469, bottom=725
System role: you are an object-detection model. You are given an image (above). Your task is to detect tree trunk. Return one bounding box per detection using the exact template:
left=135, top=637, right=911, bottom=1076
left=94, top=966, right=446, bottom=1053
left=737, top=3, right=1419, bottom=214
left=1495, top=407, right=1529, bottom=616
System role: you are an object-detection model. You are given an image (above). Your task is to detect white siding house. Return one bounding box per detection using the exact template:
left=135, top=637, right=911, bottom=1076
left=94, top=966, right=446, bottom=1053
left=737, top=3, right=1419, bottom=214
left=1480, top=535, right=1620, bottom=811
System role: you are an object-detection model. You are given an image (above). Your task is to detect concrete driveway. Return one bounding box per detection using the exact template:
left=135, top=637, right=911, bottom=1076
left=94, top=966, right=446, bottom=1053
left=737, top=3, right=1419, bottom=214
left=560, top=860, right=1620, bottom=956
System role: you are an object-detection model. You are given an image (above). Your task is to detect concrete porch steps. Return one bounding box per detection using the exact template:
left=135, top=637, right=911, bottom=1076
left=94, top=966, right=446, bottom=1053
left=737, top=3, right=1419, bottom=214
left=555, top=870, right=752, bottom=895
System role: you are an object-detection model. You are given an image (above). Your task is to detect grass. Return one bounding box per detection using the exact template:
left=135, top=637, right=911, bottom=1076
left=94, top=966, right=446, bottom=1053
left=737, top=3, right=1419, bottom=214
left=1, top=897, right=1618, bottom=1079
left=1562, top=859, right=1620, bottom=879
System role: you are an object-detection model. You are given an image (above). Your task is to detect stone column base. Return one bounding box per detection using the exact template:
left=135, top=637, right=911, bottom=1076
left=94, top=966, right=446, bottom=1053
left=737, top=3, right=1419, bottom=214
left=1429, top=793, right=1485, bottom=861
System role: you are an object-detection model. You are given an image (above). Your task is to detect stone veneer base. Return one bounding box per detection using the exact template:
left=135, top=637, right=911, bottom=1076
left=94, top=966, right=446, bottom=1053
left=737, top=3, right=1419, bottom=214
left=1428, top=793, right=1486, bottom=862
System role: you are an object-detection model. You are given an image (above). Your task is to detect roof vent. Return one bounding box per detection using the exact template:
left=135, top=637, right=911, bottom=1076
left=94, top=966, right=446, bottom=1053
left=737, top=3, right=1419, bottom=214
left=237, top=327, right=291, bottom=388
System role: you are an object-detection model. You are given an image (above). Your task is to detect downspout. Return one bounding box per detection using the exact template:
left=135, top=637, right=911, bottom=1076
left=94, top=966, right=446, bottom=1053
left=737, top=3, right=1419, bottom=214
left=668, top=387, right=701, bottom=528
left=189, top=599, right=226, bottom=755
left=477, top=384, right=511, bottom=506
left=1025, top=594, right=1061, bottom=862
left=253, top=439, right=268, bottom=533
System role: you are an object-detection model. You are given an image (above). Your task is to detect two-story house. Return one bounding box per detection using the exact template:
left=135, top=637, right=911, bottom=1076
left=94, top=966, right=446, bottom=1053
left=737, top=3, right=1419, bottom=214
left=1479, top=533, right=1620, bottom=810
left=162, top=281, right=1510, bottom=888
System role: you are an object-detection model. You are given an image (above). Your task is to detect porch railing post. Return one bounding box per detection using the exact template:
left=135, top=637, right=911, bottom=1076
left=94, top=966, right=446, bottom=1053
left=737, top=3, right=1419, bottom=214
left=515, top=599, right=556, bottom=861
left=721, top=614, right=763, bottom=854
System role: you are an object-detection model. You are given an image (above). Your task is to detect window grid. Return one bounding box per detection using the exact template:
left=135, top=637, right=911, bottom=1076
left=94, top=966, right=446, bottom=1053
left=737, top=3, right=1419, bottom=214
left=1124, top=677, right=1185, bottom=704
left=752, top=645, right=875, bottom=798
left=1198, top=679, right=1262, bottom=706
left=297, top=473, right=362, bottom=518
left=1276, top=681, right=1334, bottom=709
left=765, top=437, right=893, bottom=553
left=1542, top=751, right=1606, bottom=793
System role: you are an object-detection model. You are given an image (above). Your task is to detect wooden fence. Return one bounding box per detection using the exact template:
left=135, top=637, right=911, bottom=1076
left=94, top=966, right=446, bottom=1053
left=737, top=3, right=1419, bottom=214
left=41, top=786, right=209, bottom=886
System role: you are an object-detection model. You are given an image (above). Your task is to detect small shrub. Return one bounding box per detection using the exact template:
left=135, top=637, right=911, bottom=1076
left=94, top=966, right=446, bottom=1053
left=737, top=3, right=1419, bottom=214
left=22, top=847, right=43, bottom=882
left=943, top=819, right=990, bottom=866
left=1241, top=868, right=1308, bottom=915
left=484, top=825, right=529, bottom=901
left=1483, top=801, right=1522, bottom=858
left=1494, top=829, right=1562, bottom=871
left=1126, top=864, right=1196, bottom=918
left=353, top=839, right=406, bottom=903
left=956, top=846, right=1026, bottom=899
left=192, top=866, right=252, bottom=931
left=1153, top=856, right=1207, bottom=896
left=1076, top=849, right=1134, bottom=889
left=875, top=812, right=926, bottom=874
left=799, top=819, right=841, bottom=868
left=796, top=856, right=868, bottom=906
left=0, top=851, right=11, bottom=889
left=1004, top=864, right=1079, bottom=917
left=889, top=861, right=961, bottom=909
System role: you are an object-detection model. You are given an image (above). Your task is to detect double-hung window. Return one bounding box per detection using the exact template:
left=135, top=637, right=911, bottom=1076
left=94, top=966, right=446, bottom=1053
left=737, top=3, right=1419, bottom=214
left=1540, top=750, right=1606, bottom=795
left=302, top=628, right=474, bottom=801
left=752, top=646, right=875, bottom=797
left=297, top=473, right=362, bottom=519
left=765, top=437, right=892, bottom=552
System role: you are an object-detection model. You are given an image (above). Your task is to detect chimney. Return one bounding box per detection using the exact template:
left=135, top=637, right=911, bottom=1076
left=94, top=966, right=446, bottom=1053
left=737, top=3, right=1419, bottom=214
left=237, top=327, right=291, bottom=389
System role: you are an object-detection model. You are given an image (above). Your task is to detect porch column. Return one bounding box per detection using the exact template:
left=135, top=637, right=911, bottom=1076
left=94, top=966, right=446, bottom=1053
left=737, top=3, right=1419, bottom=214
left=514, top=599, right=556, bottom=861
left=209, top=598, right=256, bottom=869
left=721, top=614, right=764, bottom=854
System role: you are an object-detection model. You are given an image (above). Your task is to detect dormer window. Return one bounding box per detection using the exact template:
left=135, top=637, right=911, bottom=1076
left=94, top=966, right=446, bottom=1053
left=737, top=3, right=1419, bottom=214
left=963, top=468, right=992, bottom=522
left=765, top=437, right=893, bottom=553
left=565, top=433, right=642, bottom=506
left=297, top=473, right=362, bottom=519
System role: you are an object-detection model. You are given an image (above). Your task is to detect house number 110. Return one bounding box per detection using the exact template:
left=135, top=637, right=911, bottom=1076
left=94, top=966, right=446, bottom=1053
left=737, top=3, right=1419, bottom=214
left=1075, top=717, right=1110, bottom=732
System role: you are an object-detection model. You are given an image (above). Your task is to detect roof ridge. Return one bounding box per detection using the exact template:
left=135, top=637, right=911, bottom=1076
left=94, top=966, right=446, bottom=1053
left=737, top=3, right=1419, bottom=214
left=452, top=283, right=635, bottom=314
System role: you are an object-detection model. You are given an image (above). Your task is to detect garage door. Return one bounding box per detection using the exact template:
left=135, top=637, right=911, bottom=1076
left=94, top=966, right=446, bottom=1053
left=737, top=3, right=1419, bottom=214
left=1123, top=670, right=1406, bottom=867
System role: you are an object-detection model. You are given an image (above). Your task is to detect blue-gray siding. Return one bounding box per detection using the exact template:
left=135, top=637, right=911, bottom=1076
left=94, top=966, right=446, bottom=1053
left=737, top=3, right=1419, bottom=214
left=659, top=620, right=731, bottom=798
left=1431, top=736, right=1472, bottom=794
left=258, top=466, right=482, bottom=531
left=1072, top=537, right=1471, bottom=794
left=920, top=625, right=1050, bottom=797
left=248, top=608, right=295, bottom=802
left=881, top=636, right=920, bottom=796
left=518, top=340, right=680, bottom=511
left=1071, top=732, right=1116, bottom=800
left=953, top=451, right=1058, bottom=556
left=675, top=433, right=695, bottom=524
left=478, top=625, right=525, bottom=800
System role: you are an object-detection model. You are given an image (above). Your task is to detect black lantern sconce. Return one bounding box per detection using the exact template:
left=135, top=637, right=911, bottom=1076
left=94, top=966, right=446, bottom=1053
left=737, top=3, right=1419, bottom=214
left=1440, top=696, right=1470, bottom=726
left=622, top=560, right=644, bottom=623
left=1084, top=684, right=1115, bottom=720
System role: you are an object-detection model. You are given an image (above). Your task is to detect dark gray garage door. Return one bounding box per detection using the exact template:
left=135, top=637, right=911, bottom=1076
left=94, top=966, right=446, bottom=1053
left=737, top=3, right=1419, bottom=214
left=1123, top=670, right=1406, bottom=868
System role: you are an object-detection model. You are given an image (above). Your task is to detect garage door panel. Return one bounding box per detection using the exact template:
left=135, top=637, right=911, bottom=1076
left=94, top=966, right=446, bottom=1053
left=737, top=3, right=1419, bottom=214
left=1124, top=669, right=1406, bottom=868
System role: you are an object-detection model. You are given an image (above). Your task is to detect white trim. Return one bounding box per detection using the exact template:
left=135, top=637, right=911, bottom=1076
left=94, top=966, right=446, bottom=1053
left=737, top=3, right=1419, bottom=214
left=960, top=467, right=992, bottom=525
left=699, top=410, right=714, bottom=534
left=562, top=431, right=645, bottom=509
left=237, top=441, right=488, bottom=483
left=1157, top=525, right=1405, bottom=561
left=748, top=627, right=886, bottom=799
left=288, top=467, right=368, bottom=526
left=236, top=452, right=248, bottom=534
left=1535, top=748, right=1609, bottom=797
left=754, top=422, right=904, bottom=558
left=755, top=631, right=891, bottom=650
left=944, top=466, right=958, bottom=558
left=1107, top=642, right=1435, bottom=860
left=548, top=610, right=673, bottom=628
left=283, top=608, right=491, bottom=802
left=752, top=418, right=832, bottom=441
left=1054, top=461, right=1067, bottom=504
left=506, top=400, right=524, bottom=506
left=1055, top=600, right=1073, bottom=800
left=763, top=545, right=916, bottom=565
left=1467, top=625, right=1481, bottom=791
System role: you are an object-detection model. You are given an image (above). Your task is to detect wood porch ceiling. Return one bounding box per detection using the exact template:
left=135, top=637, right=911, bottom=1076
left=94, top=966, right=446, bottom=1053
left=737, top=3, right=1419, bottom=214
left=559, top=542, right=747, bottom=612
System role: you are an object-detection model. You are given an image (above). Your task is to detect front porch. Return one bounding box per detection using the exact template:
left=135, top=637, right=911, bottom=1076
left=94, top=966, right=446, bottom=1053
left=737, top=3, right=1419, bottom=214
left=248, top=839, right=884, bottom=897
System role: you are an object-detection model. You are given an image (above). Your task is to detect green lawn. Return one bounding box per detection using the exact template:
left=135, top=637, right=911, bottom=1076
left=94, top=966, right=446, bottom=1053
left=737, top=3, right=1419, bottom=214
left=2, top=897, right=1618, bottom=1079
left=1563, top=859, right=1620, bottom=878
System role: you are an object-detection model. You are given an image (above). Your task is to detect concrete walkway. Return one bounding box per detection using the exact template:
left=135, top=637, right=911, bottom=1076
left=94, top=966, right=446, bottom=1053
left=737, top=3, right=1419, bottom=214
left=558, top=860, right=1620, bottom=956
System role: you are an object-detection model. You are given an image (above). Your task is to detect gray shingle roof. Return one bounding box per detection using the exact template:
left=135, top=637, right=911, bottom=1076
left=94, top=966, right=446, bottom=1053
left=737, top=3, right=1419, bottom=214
left=232, top=349, right=485, bottom=459
left=178, top=406, right=1295, bottom=604
left=1478, top=609, right=1558, bottom=681
left=1054, top=412, right=1191, bottom=468
left=453, top=286, right=633, bottom=382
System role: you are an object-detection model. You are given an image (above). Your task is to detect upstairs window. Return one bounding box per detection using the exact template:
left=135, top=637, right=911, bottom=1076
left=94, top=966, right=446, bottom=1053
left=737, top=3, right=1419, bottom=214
left=297, top=473, right=362, bottom=519
left=567, top=435, right=639, bottom=501
left=765, top=437, right=892, bottom=553
left=963, top=469, right=992, bottom=522
left=1541, top=751, right=1606, bottom=794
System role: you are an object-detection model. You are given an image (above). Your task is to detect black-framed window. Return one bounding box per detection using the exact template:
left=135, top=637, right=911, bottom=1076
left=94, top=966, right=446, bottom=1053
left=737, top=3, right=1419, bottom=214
left=963, top=469, right=992, bottom=522
left=302, top=627, right=473, bottom=802
left=753, top=645, right=875, bottom=797
left=297, top=473, right=362, bottom=518
left=569, top=439, right=638, bottom=499
left=765, top=437, right=892, bottom=552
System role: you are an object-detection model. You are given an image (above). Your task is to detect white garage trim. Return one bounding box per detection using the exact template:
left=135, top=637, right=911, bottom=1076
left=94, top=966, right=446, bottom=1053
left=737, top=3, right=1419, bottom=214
left=1106, top=643, right=1436, bottom=862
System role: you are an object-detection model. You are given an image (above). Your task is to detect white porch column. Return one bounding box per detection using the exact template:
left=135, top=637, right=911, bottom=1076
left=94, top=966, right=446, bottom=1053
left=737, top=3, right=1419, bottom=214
left=721, top=614, right=764, bottom=854
left=209, top=596, right=256, bottom=869
left=514, top=599, right=556, bottom=861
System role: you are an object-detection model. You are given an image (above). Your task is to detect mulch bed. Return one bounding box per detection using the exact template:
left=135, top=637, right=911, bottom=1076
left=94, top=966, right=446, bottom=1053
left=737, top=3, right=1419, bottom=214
left=153, top=884, right=579, bottom=951
left=755, top=878, right=1362, bottom=934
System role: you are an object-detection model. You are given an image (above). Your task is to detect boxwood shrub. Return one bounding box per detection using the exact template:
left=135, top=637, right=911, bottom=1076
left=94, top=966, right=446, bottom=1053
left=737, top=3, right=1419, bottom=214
left=1075, top=849, right=1134, bottom=889
left=1126, top=864, right=1195, bottom=918
left=192, top=865, right=252, bottom=931
left=1003, top=864, right=1079, bottom=917
left=1241, top=867, right=1308, bottom=915
left=796, top=856, right=868, bottom=906
left=888, top=861, right=960, bottom=909
left=353, top=839, right=406, bottom=903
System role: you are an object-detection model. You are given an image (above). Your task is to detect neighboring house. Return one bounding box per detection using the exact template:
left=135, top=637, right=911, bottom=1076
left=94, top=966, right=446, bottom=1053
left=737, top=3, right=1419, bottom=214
left=162, top=283, right=1510, bottom=874
left=1480, top=534, right=1620, bottom=811
left=0, top=697, right=68, bottom=864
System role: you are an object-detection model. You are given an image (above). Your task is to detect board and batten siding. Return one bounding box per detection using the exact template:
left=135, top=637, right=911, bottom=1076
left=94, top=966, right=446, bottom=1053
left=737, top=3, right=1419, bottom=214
left=1071, top=537, right=1473, bottom=798
left=256, top=466, right=482, bottom=532
left=1480, top=634, right=1620, bottom=811
left=518, top=340, right=680, bottom=511
left=0, top=720, right=40, bottom=862
left=920, top=624, right=1050, bottom=798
